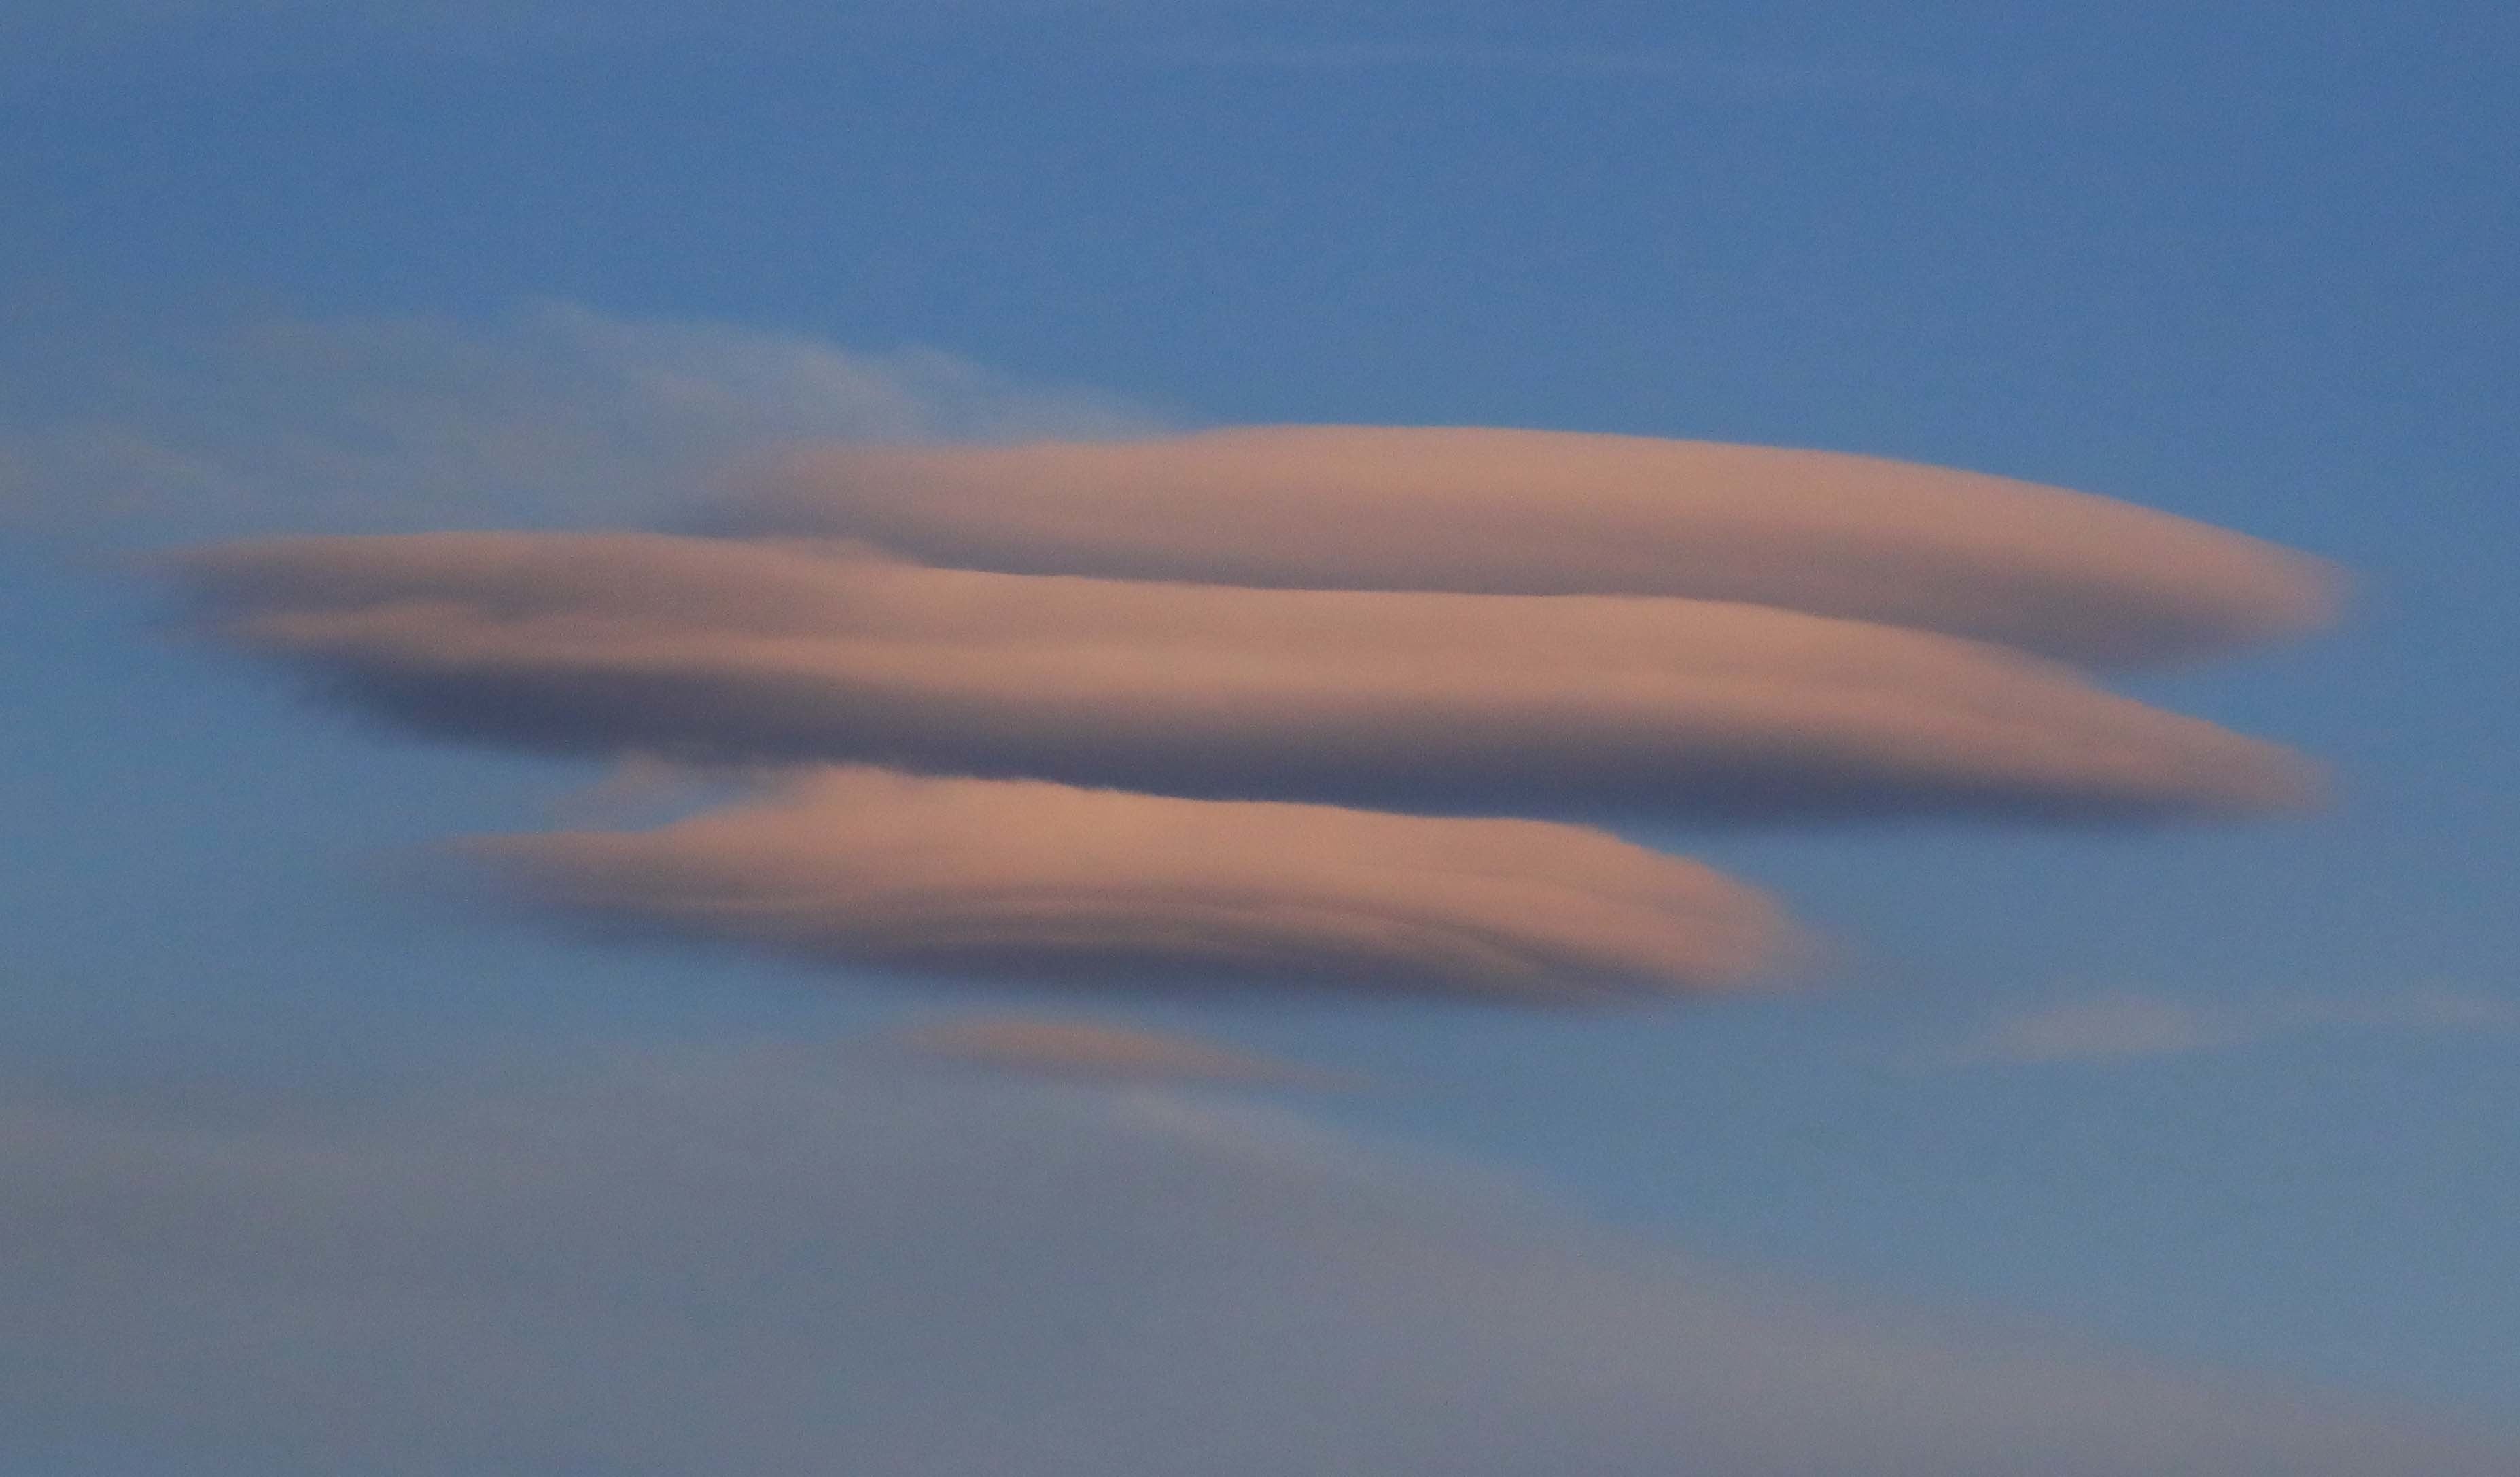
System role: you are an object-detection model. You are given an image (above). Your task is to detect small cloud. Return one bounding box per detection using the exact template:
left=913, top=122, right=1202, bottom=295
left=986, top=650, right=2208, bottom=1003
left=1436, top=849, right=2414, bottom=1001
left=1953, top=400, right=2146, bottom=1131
left=1935, top=987, right=2520, bottom=1066
left=1937, top=990, right=2234, bottom=1065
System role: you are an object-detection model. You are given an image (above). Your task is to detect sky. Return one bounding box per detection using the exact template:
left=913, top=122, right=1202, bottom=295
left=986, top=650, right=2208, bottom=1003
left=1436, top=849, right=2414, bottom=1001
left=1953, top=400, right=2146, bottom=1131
left=4, top=2, right=2517, bottom=1471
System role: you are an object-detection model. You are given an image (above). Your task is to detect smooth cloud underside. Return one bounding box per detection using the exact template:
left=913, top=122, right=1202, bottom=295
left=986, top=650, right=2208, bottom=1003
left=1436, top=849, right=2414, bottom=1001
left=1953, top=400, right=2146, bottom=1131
left=735, top=426, right=2341, bottom=667
left=178, top=531, right=2320, bottom=822
left=465, top=767, right=1789, bottom=998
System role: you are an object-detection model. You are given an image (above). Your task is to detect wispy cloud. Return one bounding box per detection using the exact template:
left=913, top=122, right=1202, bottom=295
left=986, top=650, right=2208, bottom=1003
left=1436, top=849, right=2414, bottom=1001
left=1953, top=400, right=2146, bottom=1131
left=1, top=300, right=1155, bottom=546
left=1936, top=986, right=2520, bottom=1066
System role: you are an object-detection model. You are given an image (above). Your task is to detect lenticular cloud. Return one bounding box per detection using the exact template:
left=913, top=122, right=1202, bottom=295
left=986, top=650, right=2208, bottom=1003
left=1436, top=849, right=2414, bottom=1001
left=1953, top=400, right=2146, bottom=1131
left=732, top=428, right=2339, bottom=666
left=181, top=532, right=2314, bottom=820
left=176, top=425, right=2339, bottom=1001
left=467, top=767, right=1789, bottom=998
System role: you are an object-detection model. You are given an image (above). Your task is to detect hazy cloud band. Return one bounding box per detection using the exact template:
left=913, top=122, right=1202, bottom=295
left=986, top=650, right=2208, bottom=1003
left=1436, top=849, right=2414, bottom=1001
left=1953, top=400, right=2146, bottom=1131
left=7, top=1043, right=2508, bottom=1476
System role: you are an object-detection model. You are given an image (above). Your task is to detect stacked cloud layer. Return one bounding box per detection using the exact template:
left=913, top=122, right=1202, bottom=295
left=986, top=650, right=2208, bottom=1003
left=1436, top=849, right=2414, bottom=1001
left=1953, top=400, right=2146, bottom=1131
left=177, top=427, right=2338, bottom=1001
left=181, top=532, right=2315, bottom=819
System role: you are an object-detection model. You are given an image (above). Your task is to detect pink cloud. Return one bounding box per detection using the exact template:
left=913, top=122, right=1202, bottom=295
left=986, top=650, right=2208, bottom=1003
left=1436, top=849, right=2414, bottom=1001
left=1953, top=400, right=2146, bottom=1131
left=735, top=426, right=2340, bottom=666
left=460, top=766, right=1793, bottom=1000
left=178, top=531, right=2320, bottom=822
left=168, top=421, right=2341, bottom=996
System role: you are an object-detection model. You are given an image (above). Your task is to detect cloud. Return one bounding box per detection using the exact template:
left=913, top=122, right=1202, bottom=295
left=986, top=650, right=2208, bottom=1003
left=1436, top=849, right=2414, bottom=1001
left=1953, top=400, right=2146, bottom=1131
left=1936, top=986, right=2520, bottom=1065
left=732, top=427, right=2340, bottom=667
left=461, top=766, right=1791, bottom=999
left=1, top=300, right=1154, bottom=545
left=1938, top=989, right=2231, bottom=1064
left=3, top=1042, right=2508, bottom=1475
left=109, top=305, right=2334, bottom=994
left=888, top=1014, right=1333, bottom=1084
left=175, top=530, right=2320, bottom=822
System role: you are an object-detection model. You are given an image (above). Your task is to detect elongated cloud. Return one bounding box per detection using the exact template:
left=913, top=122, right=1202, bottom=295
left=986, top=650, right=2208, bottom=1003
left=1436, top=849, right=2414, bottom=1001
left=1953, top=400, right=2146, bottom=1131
left=177, top=531, right=2318, bottom=821
left=1933, top=986, right=2520, bottom=1066
left=462, top=767, right=1789, bottom=998
left=733, top=427, right=2340, bottom=666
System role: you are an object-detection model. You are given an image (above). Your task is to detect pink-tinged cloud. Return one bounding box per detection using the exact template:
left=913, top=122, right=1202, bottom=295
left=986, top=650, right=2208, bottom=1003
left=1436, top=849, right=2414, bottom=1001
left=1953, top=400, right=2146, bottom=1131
left=459, top=767, right=1792, bottom=1000
left=731, top=427, right=2341, bottom=667
left=1933, top=986, right=2520, bottom=1066
left=890, top=1015, right=1329, bottom=1085
left=176, top=532, right=2319, bottom=821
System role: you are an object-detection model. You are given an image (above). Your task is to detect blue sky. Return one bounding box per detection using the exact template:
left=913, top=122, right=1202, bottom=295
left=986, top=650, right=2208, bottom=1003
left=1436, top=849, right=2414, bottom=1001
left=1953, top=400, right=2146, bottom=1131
left=4, top=3, right=2516, bottom=1468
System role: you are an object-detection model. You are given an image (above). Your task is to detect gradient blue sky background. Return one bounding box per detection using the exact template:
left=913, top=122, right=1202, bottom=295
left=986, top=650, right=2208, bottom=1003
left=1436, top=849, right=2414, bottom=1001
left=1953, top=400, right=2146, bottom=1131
left=4, top=1, right=2515, bottom=1463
